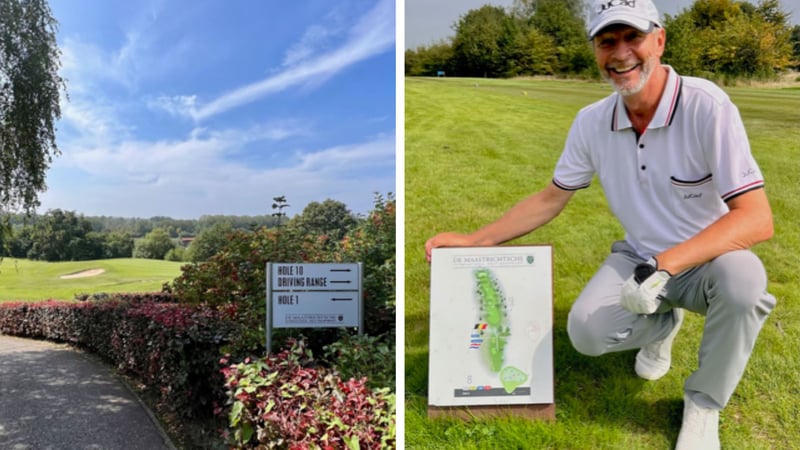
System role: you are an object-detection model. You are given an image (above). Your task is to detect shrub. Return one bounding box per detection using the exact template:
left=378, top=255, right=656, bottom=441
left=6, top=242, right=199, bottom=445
left=336, top=193, right=396, bottom=336
left=0, top=294, right=234, bottom=420
left=323, top=332, right=395, bottom=390
left=113, top=300, right=236, bottom=418
left=134, top=228, right=176, bottom=260
left=222, top=338, right=396, bottom=449
left=167, top=193, right=396, bottom=356
left=166, top=225, right=329, bottom=355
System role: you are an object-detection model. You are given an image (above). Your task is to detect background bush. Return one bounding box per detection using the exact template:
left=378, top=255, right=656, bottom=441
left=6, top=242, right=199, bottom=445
left=167, top=193, right=396, bottom=356
left=323, top=333, right=395, bottom=391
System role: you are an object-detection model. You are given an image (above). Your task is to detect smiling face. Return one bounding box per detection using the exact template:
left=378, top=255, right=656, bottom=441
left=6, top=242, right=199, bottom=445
left=593, top=24, right=665, bottom=97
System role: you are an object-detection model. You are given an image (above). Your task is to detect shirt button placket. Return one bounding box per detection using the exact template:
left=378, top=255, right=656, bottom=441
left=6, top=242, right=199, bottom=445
left=637, top=138, right=647, bottom=184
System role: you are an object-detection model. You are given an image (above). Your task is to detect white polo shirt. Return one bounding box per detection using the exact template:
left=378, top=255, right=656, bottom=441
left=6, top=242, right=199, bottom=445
left=553, top=66, right=764, bottom=259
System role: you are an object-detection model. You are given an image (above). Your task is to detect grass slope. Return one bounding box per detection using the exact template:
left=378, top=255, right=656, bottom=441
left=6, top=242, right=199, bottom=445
left=0, top=258, right=184, bottom=302
left=405, top=76, right=800, bottom=449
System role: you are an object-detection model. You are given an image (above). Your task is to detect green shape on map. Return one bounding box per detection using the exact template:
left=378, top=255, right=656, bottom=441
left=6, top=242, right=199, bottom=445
left=499, top=366, right=528, bottom=394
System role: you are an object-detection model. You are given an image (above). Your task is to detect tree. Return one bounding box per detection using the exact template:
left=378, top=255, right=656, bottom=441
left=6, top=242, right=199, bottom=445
left=512, top=27, right=559, bottom=76
left=104, top=230, right=134, bottom=258
left=405, top=41, right=455, bottom=76
left=133, top=228, right=175, bottom=260
left=524, top=0, right=593, bottom=75
left=288, top=199, right=358, bottom=244
left=512, top=0, right=586, bottom=19
left=754, top=0, right=789, bottom=26
left=26, top=209, right=97, bottom=261
left=663, top=0, right=793, bottom=79
left=451, top=5, right=519, bottom=77
left=271, top=196, right=290, bottom=227
left=0, top=0, right=65, bottom=215
left=186, top=221, right=233, bottom=262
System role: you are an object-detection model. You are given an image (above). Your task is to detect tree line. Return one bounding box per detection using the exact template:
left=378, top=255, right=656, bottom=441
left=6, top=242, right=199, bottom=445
left=1, top=198, right=362, bottom=263
left=405, top=0, right=800, bottom=81
left=4, top=212, right=281, bottom=238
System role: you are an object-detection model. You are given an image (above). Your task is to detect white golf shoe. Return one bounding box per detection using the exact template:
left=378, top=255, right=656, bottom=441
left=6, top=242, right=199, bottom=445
left=675, top=394, right=720, bottom=449
left=635, top=308, right=684, bottom=380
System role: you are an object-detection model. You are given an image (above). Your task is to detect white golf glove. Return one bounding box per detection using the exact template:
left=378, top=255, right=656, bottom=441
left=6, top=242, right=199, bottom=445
left=620, top=257, right=671, bottom=314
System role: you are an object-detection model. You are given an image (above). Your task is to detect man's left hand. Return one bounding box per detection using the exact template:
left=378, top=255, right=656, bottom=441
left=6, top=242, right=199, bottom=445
left=621, top=258, right=671, bottom=314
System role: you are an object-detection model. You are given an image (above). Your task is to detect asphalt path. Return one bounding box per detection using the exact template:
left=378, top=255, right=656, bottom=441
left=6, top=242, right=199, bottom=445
left=0, top=335, right=175, bottom=449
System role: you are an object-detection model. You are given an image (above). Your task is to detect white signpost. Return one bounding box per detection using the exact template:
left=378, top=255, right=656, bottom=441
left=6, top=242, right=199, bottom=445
left=428, top=246, right=555, bottom=420
left=266, top=262, right=363, bottom=351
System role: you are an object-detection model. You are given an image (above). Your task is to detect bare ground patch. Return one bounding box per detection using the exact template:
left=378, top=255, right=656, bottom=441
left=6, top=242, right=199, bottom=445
left=59, top=269, right=106, bottom=279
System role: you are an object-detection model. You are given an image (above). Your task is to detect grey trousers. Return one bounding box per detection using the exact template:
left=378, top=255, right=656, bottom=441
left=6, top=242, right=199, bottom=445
left=566, top=240, right=776, bottom=410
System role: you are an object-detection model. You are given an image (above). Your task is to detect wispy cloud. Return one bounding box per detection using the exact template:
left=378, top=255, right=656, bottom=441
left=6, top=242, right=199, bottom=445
left=46, top=0, right=395, bottom=219
left=46, top=130, right=394, bottom=217
left=60, top=37, right=132, bottom=92
left=282, top=25, right=335, bottom=68
left=156, top=0, right=395, bottom=121
left=61, top=120, right=308, bottom=177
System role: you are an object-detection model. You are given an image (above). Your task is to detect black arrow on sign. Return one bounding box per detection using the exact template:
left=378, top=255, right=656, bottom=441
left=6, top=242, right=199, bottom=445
left=330, top=280, right=351, bottom=284
left=331, top=297, right=353, bottom=302
left=330, top=268, right=352, bottom=272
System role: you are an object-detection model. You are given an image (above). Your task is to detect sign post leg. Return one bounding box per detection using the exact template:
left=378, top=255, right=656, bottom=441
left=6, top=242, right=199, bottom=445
left=266, top=263, right=273, bottom=355
left=358, top=262, right=364, bottom=336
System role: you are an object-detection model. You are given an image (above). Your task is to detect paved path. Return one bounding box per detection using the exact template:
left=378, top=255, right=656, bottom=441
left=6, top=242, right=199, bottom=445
left=0, top=335, right=175, bottom=449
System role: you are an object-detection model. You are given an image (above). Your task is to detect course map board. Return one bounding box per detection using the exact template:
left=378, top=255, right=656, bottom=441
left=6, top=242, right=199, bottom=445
left=428, top=246, right=554, bottom=409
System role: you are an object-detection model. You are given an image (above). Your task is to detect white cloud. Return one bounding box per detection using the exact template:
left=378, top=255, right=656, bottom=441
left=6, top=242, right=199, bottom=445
left=60, top=37, right=133, bottom=92
left=187, top=0, right=395, bottom=121
left=46, top=0, right=396, bottom=219
left=67, top=1, right=394, bottom=123
left=43, top=130, right=394, bottom=218
left=294, top=133, right=395, bottom=173
left=147, top=94, right=198, bottom=118
left=282, top=25, right=334, bottom=68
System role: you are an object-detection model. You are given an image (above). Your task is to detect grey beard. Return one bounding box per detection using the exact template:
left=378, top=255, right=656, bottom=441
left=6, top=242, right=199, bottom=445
left=603, top=60, right=653, bottom=97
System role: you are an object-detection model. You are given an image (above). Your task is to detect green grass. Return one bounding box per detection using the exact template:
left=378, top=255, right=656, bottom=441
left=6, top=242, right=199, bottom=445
left=405, top=76, right=800, bottom=449
left=0, top=258, right=184, bottom=302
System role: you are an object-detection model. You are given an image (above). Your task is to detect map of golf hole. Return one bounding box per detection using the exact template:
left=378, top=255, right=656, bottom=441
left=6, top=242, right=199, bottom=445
left=429, top=246, right=554, bottom=408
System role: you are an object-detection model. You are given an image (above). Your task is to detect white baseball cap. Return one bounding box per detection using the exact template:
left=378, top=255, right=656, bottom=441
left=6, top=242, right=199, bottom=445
left=588, top=0, right=662, bottom=39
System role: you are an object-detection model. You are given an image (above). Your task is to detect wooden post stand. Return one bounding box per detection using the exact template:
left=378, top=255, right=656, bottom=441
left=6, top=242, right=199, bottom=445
left=428, top=404, right=555, bottom=421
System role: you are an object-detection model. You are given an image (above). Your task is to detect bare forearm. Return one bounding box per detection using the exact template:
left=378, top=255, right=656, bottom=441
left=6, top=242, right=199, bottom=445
left=657, top=190, right=773, bottom=275
left=469, top=184, right=572, bottom=246
left=425, top=183, right=572, bottom=261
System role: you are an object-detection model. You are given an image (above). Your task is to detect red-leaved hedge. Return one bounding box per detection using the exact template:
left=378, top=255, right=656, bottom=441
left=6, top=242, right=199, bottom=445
left=0, top=293, right=235, bottom=419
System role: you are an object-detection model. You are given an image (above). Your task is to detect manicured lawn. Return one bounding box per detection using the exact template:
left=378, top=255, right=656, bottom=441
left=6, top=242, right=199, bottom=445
left=404, top=76, right=800, bottom=448
left=0, top=258, right=184, bottom=301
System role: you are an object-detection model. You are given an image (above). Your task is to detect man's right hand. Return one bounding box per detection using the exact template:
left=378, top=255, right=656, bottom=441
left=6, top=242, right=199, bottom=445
left=424, top=232, right=475, bottom=262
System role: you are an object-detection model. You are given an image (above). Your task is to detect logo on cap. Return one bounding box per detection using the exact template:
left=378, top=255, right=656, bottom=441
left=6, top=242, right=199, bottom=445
left=598, top=0, right=637, bottom=13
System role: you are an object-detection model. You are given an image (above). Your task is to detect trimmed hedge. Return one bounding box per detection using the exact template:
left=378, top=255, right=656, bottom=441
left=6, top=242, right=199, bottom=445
left=0, top=293, right=234, bottom=420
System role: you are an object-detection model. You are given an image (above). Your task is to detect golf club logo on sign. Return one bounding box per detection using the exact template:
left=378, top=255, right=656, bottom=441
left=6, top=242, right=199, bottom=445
left=598, top=0, right=636, bottom=13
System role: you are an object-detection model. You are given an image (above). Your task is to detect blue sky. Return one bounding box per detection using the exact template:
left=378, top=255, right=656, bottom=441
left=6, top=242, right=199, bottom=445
left=42, top=0, right=396, bottom=219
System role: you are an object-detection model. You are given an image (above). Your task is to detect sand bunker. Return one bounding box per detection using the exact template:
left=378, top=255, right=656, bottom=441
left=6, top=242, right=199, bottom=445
left=59, top=268, right=106, bottom=279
